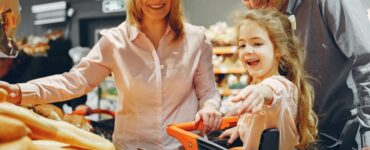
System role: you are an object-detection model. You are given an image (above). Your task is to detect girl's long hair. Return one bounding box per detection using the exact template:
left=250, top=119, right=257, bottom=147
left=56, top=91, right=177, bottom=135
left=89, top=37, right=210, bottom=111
left=237, top=9, right=318, bottom=149
left=126, top=0, right=185, bottom=40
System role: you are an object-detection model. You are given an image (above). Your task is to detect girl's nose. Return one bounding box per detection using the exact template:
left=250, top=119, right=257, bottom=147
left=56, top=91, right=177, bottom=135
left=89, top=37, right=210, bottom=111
left=240, top=46, right=254, bottom=54
left=239, top=46, right=253, bottom=59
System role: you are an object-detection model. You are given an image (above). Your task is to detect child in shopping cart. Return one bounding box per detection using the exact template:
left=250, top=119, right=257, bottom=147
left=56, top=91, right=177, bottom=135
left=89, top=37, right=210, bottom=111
left=219, top=9, right=318, bottom=150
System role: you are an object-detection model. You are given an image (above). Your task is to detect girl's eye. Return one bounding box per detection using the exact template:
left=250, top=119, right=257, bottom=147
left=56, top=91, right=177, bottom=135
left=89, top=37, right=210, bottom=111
left=238, top=44, right=246, bottom=49
left=253, top=42, right=263, bottom=47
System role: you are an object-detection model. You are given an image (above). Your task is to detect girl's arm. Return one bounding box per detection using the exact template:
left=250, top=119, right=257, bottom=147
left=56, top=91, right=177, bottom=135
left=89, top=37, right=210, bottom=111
left=231, top=84, right=273, bottom=114
left=231, top=76, right=297, bottom=115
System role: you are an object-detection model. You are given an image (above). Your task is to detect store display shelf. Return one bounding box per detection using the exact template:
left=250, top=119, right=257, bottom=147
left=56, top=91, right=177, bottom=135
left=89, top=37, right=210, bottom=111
left=214, top=68, right=245, bottom=74
left=213, top=46, right=238, bottom=54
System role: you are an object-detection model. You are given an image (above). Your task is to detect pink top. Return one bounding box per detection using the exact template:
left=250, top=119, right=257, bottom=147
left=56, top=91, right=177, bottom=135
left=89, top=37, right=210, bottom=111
left=237, top=76, right=299, bottom=150
left=18, top=22, right=221, bottom=150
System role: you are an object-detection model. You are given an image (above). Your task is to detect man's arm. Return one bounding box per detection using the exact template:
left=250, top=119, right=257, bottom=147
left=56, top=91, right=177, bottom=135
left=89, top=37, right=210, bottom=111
left=320, top=0, right=370, bottom=147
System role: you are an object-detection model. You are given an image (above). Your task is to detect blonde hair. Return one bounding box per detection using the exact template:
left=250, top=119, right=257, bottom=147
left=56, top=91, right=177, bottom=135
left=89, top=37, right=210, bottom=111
left=125, top=0, right=185, bottom=40
left=237, top=9, right=318, bottom=149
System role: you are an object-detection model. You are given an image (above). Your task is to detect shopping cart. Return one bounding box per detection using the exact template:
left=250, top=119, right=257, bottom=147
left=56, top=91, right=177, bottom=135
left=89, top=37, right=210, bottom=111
left=167, top=117, right=279, bottom=150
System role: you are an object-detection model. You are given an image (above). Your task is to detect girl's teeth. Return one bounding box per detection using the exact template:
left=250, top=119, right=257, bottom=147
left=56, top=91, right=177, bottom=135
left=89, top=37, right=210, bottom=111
left=247, top=60, right=259, bottom=66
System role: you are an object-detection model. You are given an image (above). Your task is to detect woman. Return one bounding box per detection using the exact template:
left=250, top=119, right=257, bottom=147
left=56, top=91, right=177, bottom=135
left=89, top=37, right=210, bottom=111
left=0, top=0, right=222, bottom=149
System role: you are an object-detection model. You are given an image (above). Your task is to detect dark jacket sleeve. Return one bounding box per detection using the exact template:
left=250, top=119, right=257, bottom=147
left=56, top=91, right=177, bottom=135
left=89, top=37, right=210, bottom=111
left=320, top=0, right=370, bottom=105
left=320, top=0, right=370, bottom=145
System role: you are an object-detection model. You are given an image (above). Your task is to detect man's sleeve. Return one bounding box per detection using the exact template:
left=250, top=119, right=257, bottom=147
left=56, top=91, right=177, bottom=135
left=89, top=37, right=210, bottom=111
left=320, top=0, right=370, bottom=146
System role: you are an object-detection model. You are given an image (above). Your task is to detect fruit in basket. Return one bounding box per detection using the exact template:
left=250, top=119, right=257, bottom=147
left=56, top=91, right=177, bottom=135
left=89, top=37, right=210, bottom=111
left=0, top=115, right=30, bottom=142
left=0, top=88, right=7, bottom=102
left=32, top=104, right=64, bottom=121
left=0, top=136, right=35, bottom=150
left=0, top=102, right=115, bottom=150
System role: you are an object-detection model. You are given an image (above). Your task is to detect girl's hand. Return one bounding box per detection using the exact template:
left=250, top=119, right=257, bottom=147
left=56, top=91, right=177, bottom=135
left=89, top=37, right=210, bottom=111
left=231, top=85, right=273, bottom=115
left=0, top=81, right=21, bottom=104
left=195, top=106, right=222, bottom=135
left=219, top=126, right=239, bottom=144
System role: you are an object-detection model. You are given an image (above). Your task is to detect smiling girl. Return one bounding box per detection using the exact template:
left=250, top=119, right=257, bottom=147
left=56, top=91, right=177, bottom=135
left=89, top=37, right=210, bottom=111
left=220, top=9, right=318, bottom=150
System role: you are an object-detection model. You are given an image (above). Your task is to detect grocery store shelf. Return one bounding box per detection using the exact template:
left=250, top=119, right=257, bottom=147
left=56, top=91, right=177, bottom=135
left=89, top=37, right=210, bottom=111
left=213, top=46, right=238, bottom=54
left=214, top=68, right=245, bottom=74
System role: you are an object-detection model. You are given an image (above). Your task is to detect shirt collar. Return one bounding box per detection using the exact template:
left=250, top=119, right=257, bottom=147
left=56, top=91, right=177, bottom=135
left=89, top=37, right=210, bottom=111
left=126, top=22, right=173, bottom=42
left=126, top=22, right=140, bottom=41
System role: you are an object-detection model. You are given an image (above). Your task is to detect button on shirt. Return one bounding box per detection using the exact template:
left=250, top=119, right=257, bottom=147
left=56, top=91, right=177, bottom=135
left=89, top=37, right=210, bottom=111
left=18, top=22, right=221, bottom=150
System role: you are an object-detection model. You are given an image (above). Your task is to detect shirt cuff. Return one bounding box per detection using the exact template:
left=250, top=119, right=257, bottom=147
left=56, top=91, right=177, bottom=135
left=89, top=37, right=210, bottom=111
left=259, top=78, right=284, bottom=109
left=201, top=99, right=220, bottom=110
left=18, top=83, right=39, bottom=105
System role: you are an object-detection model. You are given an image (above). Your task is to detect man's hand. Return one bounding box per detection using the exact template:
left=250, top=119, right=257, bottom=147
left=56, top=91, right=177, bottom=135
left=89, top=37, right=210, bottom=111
left=0, top=81, right=21, bottom=104
left=241, top=0, right=271, bottom=9
left=195, top=106, right=222, bottom=135
left=241, top=0, right=287, bottom=11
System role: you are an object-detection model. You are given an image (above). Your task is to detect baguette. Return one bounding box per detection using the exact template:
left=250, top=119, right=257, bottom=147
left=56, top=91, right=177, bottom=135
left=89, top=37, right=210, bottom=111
left=0, top=115, right=30, bottom=142
left=0, top=102, right=115, bottom=150
left=0, top=136, right=35, bottom=150
left=0, top=88, right=7, bottom=102
left=63, top=114, right=92, bottom=131
left=32, top=140, right=79, bottom=150
left=33, top=104, right=64, bottom=121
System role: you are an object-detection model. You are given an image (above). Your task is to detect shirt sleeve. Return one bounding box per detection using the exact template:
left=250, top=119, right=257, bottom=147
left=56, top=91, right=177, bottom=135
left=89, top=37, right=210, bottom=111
left=193, top=35, right=221, bottom=110
left=259, top=76, right=298, bottom=117
left=320, top=0, right=370, bottom=104
left=18, top=36, right=114, bottom=105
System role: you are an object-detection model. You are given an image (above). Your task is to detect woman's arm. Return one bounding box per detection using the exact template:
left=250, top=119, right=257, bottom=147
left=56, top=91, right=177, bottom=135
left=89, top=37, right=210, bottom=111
left=193, top=33, right=222, bottom=132
left=17, top=36, right=115, bottom=105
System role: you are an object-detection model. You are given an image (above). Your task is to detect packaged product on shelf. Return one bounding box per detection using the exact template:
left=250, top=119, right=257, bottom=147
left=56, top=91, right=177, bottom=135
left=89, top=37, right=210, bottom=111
left=205, top=22, right=236, bottom=46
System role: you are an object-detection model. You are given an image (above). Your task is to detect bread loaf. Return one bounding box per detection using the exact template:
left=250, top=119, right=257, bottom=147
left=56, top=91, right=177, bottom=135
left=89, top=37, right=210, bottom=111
left=33, top=104, right=64, bottom=121
left=0, top=136, right=35, bottom=150
left=0, top=115, right=30, bottom=142
left=0, top=89, right=7, bottom=102
left=0, top=102, right=115, bottom=150
left=63, top=114, right=92, bottom=131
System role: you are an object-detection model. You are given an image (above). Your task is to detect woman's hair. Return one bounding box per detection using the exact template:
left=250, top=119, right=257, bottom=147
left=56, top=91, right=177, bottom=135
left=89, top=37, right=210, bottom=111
left=125, top=0, right=185, bottom=40
left=236, top=9, right=318, bottom=149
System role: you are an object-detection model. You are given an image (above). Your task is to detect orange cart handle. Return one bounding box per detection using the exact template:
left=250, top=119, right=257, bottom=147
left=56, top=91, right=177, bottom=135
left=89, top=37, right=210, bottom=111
left=171, top=116, right=238, bottom=131
left=167, top=117, right=238, bottom=150
left=73, top=108, right=115, bottom=118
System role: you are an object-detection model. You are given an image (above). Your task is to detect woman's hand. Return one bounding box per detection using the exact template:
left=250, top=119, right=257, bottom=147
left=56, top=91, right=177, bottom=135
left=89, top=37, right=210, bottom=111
left=219, top=126, right=239, bottom=144
left=231, top=85, right=273, bottom=115
left=195, top=106, right=222, bottom=135
left=0, top=81, right=21, bottom=104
